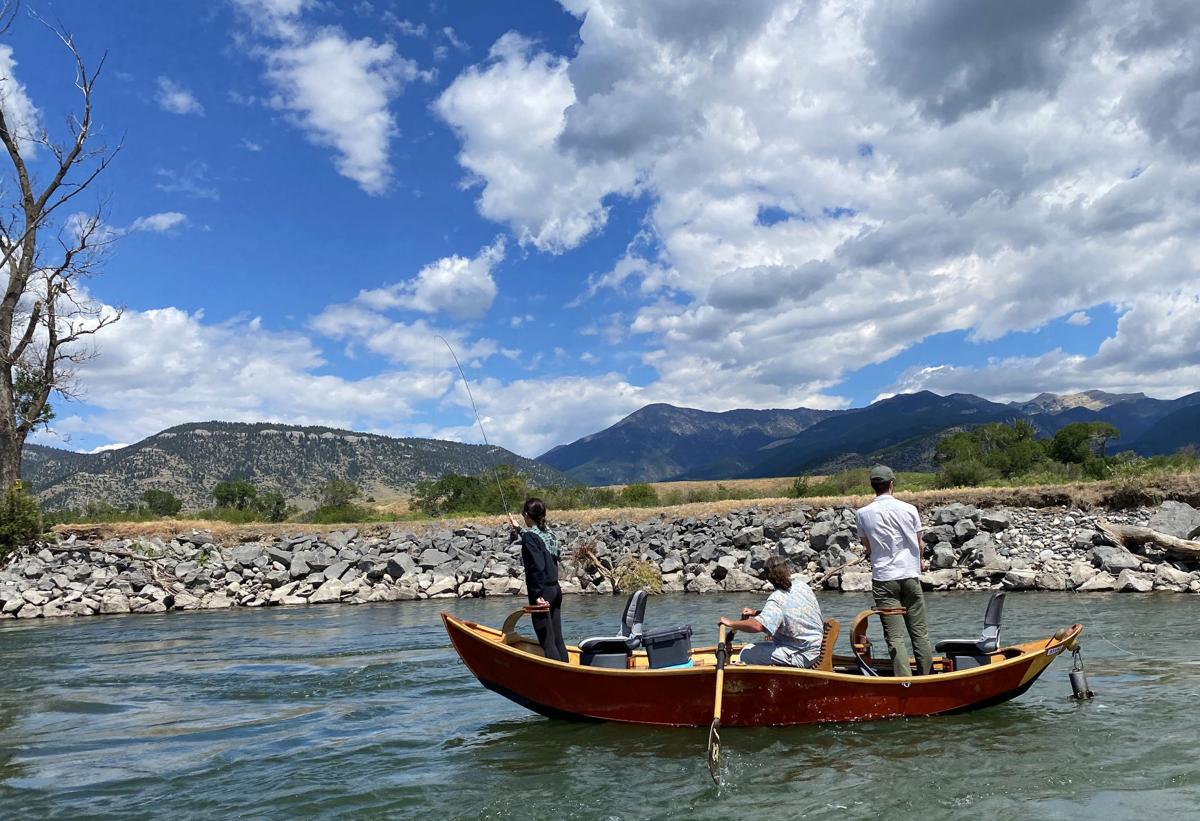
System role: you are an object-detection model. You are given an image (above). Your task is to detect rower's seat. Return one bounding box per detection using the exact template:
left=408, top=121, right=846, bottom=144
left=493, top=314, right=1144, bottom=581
left=578, top=590, right=647, bottom=667
left=935, top=591, right=1005, bottom=670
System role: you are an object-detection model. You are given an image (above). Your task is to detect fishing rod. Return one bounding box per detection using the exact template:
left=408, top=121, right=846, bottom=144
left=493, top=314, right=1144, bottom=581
left=437, top=335, right=513, bottom=520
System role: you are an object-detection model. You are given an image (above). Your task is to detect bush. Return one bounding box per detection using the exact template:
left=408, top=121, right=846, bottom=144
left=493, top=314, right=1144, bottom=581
left=935, top=460, right=997, bottom=488
left=142, top=489, right=182, bottom=517
left=0, top=483, right=43, bottom=556
left=618, top=483, right=659, bottom=507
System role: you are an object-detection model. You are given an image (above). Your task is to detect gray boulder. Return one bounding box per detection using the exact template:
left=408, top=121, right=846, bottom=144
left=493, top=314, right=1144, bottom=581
left=979, top=509, right=1012, bottom=532
left=809, top=520, right=838, bottom=550
left=932, top=503, right=980, bottom=525
left=1116, top=570, right=1153, bottom=593
left=419, top=549, right=452, bottom=570
left=1002, top=570, right=1038, bottom=590
left=309, top=578, right=345, bottom=604
left=931, top=544, right=957, bottom=569
left=1147, top=501, right=1200, bottom=540
left=953, top=518, right=978, bottom=541
left=1035, top=572, right=1068, bottom=591
left=1091, top=545, right=1142, bottom=573
left=732, top=526, right=764, bottom=547
left=1153, top=564, right=1193, bottom=590
left=839, top=570, right=872, bottom=592
left=229, top=545, right=263, bottom=567
left=1077, top=571, right=1116, bottom=592
left=99, top=590, right=131, bottom=614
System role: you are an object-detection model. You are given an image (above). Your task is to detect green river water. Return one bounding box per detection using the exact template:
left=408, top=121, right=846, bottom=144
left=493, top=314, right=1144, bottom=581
left=0, top=591, right=1197, bottom=820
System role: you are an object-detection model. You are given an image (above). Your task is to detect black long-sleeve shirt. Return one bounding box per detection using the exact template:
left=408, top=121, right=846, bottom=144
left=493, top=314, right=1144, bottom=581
left=517, top=530, right=559, bottom=603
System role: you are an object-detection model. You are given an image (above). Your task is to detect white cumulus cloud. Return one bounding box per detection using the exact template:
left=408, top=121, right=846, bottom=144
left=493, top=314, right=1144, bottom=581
left=155, top=76, right=205, bottom=115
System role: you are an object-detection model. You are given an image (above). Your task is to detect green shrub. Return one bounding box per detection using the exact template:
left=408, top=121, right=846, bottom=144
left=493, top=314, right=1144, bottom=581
left=618, top=483, right=659, bottom=507
left=142, top=489, right=182, bottom=516
left=935, top=460, right=997, bottom=488
left=0, top=483, right=43, bottom=556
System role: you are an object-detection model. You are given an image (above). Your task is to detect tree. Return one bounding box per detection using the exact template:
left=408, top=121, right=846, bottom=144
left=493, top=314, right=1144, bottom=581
left=142, top=488, right=181, bottom=516
left=319, top=478, right=360, bottom=509
left=1048, top=422, right=1120, bottom=465
left=255, top=490, right=290, bottom=522
left=213, top=479, right=257, bottom=510
left=0, top=10, right=121, bottom=491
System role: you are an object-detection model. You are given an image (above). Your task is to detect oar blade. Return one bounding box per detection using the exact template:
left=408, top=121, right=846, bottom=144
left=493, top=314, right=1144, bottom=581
left=707, top=718, right=722, bottom=785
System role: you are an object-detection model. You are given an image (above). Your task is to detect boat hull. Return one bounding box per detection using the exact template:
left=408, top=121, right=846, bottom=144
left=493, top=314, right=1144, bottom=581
left=442, top=612, right=1082, bottom=727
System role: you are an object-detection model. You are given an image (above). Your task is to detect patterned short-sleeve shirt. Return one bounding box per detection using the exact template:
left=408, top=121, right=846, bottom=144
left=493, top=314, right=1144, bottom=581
left=754, top=574, right=824, bottom=661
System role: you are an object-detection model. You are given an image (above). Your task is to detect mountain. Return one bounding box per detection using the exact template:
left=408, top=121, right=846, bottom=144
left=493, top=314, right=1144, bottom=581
left=541, top=389, right=1200, bottom=485
left=1010, top=390, right=1145, bottom=414
left=1129, top=404, right=1200, bottom=456
left=22, top=421, right=569, bottom=511
left=537, top=404, right=836, bottom=485
left=1025, top=391, right=1200, bottom=445
left=723, top=392, right=1021, bottom=479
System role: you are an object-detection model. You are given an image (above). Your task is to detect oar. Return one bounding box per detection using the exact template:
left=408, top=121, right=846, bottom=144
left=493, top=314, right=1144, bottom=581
left=707, top=623, right=729, bottom=785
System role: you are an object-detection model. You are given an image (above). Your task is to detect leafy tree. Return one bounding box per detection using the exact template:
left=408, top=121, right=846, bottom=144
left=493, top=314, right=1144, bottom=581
left=213, top=479, right=257, bottom=510
left=255, top=490, right=291, bottom=523
left=0, top=482, right=42, bottom=557
left=319, top=478, right=360, bottom=508
left=1048, top=422, right=1120, bottom=464
left=142, top=489, right=182, bottom=516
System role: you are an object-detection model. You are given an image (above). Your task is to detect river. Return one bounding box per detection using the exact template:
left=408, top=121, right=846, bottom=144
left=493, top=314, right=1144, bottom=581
left=0, top=592, right=1196, bottom=820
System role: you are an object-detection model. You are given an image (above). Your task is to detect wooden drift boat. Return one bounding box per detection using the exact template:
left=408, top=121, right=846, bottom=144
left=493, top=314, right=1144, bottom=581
left=441, top=606, right=1084, bottom=727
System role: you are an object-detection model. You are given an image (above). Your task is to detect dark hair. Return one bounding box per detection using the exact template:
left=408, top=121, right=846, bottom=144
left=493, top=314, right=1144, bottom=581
left=870, top=478, right=893, bottom=495
left=522, top=497, right=548, bottom=531
left=764, top=556, right=792, bottom=591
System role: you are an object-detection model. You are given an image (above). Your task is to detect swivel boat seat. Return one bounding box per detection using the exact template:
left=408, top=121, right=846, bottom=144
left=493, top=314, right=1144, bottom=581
left=577, top=590, right=648, bottom=668
left=935, top=591, right=1006, bottom=670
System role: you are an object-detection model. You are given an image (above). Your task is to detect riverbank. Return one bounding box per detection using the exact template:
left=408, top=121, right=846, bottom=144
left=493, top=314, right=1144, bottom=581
left=4, top=497, right=1200, bottom=620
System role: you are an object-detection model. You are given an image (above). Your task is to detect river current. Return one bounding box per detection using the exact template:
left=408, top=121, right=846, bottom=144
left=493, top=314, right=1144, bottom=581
left=0, top=591, right=1196, bottom=820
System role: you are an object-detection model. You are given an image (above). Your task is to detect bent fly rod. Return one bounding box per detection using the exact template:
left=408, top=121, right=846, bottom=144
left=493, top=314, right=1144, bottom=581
left=437, top=335, right=513, bottom=520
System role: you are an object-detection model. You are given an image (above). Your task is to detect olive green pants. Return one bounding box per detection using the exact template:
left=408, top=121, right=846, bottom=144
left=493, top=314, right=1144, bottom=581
left=872, top=578, right=933, bottom=677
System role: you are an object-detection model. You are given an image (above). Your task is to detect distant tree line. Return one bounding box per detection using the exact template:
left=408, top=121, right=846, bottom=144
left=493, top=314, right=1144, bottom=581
left=933, top=420, right=1123, bottom=487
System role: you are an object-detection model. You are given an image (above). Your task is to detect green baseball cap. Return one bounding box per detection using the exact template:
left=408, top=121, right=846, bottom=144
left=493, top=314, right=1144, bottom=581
left=869, top=464, right=895, bottom=482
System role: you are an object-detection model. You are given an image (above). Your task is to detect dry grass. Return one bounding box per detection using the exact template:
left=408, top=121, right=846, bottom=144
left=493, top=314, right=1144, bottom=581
left=52, top=472, right=1200, bottom=543
left=598, top=476, right=811, bottom=497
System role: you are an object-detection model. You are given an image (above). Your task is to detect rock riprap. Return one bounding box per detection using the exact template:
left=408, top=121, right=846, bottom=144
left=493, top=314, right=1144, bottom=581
left=1, top=502, right=1198, bottom=620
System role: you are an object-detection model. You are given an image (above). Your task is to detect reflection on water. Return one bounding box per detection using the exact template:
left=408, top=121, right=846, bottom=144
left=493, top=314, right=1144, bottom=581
left=0, top=592, right=1196, bottom=819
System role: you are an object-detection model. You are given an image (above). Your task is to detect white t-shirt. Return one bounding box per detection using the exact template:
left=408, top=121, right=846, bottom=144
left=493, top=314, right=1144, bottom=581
left=855, top=494, right=923, bottom=582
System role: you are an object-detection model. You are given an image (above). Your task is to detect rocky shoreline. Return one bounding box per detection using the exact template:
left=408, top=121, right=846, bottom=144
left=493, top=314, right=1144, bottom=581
left=3, top=501, right=1200, bottom=621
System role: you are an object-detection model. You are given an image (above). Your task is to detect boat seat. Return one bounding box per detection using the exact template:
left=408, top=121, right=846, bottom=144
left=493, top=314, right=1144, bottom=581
left=935, top=591, right=1005, bottom=670
left=578, top=590, right=647, bottom=665
left=850, top=607, right=906, bottom=676
left=815, top=618, right=840, bottom=672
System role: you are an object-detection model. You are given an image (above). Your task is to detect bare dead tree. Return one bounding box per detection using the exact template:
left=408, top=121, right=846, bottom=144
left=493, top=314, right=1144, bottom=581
left=0, top=8, right=122, bottom=490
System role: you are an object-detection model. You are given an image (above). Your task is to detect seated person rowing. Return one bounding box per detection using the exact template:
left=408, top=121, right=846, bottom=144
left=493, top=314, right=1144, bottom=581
left=718, top=556, right=824, bottom=668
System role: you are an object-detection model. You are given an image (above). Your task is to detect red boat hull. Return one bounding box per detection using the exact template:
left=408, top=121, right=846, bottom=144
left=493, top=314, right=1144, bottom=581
left=442, top=612, right=1082, bottom=727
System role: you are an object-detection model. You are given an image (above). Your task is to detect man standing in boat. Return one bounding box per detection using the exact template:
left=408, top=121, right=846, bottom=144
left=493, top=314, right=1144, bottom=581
left=855, top=465, right=933, bottom=676
left=718, top=556, right=823, bottom=667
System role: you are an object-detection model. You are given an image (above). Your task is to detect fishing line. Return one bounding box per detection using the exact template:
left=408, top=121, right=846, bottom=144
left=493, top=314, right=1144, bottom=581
left=1068, top=587, right=1139, bottom=657
left=438, top=335, right=512, bottom=518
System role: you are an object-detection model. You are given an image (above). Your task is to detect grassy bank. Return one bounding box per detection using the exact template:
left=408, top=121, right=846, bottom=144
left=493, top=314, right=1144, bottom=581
left=49, top=470, right=1200, bottom=543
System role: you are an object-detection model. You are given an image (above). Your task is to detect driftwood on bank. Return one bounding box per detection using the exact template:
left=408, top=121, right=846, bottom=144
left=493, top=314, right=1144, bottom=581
left=1098, top=520, right=1200, bottom=561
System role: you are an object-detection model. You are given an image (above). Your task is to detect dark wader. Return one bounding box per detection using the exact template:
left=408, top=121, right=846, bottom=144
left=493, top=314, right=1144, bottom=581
left=530, top=584, right=567, bottom=662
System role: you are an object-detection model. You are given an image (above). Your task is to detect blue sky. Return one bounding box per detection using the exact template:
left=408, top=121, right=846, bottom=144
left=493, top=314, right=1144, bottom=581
left=4, top=0, right=1198, bottom=457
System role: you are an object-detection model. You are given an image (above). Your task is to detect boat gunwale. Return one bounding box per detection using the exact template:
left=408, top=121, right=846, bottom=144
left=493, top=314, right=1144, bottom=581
left=441, top=611, right=1082, bottom=684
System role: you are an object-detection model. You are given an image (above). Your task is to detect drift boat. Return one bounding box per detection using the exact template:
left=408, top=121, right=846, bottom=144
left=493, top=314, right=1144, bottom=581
left=441, top=594, right=1084, bottom=727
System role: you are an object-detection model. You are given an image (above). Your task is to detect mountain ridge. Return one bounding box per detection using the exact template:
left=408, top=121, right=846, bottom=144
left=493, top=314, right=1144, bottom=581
left=23, top=420, right=569, bottom=511
left=541, top=389, right=1200, bottom=483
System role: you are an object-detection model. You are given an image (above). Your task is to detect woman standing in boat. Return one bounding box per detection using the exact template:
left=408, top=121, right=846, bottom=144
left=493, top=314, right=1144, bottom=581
left=509, top=497, right=569, bottom=662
